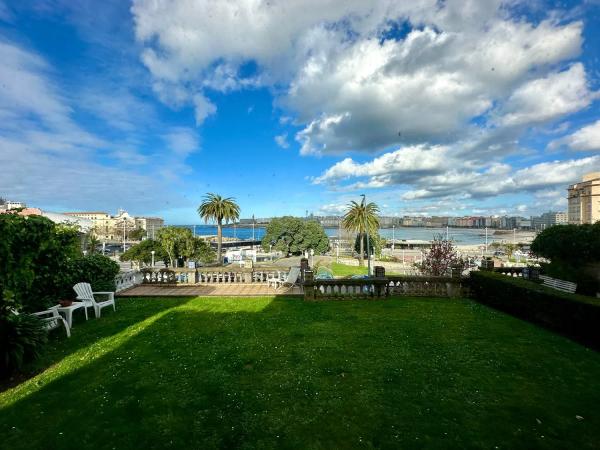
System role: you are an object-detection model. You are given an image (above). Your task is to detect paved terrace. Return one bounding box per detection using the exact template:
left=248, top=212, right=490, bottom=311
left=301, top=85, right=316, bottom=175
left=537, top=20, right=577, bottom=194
left=118, top=284, right=303, bottom=297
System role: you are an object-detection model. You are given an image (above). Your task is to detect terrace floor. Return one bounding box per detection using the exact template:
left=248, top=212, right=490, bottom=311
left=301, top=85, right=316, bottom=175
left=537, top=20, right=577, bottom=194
left=118, top=283, right=303, bottom=297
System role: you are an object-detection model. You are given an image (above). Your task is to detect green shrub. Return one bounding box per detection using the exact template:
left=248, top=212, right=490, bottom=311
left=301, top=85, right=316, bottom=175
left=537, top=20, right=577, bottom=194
left=72, top=254, right=120, bottom=292
left=531, top=223, right=600, bottom=295
left=470, top=271, right=600, bottom=349
left=0, top=313, right=47, bottom=378
left=0, top=214, right=80, bottom=313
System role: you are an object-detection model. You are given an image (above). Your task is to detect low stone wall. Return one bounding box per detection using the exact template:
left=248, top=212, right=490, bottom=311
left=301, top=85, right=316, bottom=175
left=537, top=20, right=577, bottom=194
left=303, top=267, right=467, bottom=301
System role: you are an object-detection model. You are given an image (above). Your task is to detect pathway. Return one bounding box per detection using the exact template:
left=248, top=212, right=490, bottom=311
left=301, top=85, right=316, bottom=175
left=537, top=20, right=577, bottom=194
left=117, top=284, right=303, bottom=297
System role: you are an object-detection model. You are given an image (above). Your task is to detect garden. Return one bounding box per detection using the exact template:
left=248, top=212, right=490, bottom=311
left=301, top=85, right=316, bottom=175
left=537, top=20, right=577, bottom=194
left=2, top=296, right=600, bottom=449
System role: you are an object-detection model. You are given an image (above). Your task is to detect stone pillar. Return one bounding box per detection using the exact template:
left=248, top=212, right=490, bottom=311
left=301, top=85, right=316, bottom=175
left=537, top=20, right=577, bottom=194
left=187, top=269, right=196, bottom=285
left=304, top=270, right=315, bottom=301
left=480, top=257, right=494, bottom=271
left=450, top=264, right=463, bottom=278
left=300, top=257, right=309, bottom=282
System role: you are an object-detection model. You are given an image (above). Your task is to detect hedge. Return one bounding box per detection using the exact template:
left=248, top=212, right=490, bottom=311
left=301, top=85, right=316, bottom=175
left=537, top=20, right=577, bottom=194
left=470, top=271, right=600, bottom=349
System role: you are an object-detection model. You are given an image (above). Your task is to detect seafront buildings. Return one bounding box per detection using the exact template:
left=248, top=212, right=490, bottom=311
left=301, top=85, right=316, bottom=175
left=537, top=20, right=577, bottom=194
left=567, top=172, right=600, bottom=224
left=64, top=209, right=164, bottom=243
left=531, top=211, right=568, bottom=230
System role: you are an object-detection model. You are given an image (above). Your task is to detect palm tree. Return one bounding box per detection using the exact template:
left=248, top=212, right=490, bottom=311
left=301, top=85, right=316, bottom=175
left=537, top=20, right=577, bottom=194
left=197, top=193, right=240, bottom=265
left=342, top=200, right=380, bottom=266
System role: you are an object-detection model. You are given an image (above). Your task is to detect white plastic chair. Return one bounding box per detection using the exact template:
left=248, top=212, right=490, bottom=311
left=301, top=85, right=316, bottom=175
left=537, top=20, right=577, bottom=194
left=73, top=282, right=116, bottom=318
left=268, top=267, right=301, bottom=290
left=31, top=306, right=71, bottom=337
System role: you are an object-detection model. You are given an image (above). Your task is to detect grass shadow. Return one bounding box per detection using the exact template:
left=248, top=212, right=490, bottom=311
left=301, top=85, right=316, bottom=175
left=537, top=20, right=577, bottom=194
left=2, top=297, right=600, bottom=449
left=0, top=297, right=195, bottom=393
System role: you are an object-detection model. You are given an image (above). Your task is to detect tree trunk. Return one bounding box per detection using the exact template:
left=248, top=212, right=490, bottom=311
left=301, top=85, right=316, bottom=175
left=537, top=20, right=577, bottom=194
left=359, top=232, right=364, bottom=267
left=217, top=218, right=223, bottom=265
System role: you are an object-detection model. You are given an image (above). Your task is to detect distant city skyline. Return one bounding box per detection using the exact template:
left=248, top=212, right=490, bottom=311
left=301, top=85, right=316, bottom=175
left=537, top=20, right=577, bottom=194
left=1, top=1, right=599, bottom=223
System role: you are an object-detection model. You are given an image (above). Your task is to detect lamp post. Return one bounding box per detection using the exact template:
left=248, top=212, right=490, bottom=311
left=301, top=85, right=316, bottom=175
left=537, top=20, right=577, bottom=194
left=310, top=248, right=314, bottom=268
left=151, top=250, right=155, bottom=268
left=360, top=194, right=372, bottom=276
left=485, top=226, right=488, bottom=253
left=392, top=224, right=395, bottom=251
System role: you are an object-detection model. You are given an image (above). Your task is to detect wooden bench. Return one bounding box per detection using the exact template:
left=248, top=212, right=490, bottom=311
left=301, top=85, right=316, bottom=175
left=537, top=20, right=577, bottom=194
left=539, top=275, right=577, bottom=294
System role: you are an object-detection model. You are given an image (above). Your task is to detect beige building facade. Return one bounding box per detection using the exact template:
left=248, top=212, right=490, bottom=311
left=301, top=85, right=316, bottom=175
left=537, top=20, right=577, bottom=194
left=64, top=209, right=164, bottom=242
left=567, top=172, right=600, bottom=224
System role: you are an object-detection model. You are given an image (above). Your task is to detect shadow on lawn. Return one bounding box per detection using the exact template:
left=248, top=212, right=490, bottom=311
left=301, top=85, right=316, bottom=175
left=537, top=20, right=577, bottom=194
left=0, top=297, right=196, bottom=393
left=2, top=297, right=600, bottom=449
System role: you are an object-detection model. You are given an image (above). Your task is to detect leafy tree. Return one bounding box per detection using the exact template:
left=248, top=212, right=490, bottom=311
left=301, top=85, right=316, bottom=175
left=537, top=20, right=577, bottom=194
left=531, top=223, right=600, bottom=294
left=261, top=217, right=329, bottom=255
left=531, top=223, right=600, bottom=264
left=128, top=228, right=147, bottom=241
left=155, top=227, right=216, bottom=267
left=342, top=200, right=380, bottom=266
left=157, top=226, right=192, bottom=267
left=416, top=235, right=464, bottom=276
left=197, top=193, right=240, bottom=265
left=120, top=239, right=167, bottom=267
left=190, top=237, right=216, bottom=264
left=354, top=232, right=386, bottom=258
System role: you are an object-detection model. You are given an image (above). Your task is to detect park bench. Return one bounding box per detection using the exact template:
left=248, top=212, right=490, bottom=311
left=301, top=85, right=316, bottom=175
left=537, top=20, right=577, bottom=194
left=539, top=275, right=577, bottom=294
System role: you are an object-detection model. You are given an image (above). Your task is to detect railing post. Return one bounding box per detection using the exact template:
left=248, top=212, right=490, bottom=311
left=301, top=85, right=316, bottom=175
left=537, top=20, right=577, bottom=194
left=300, top=258, right=309, bottom=283
left=374, top=266, right=386, bottom=297
left=304, top=270, right=315, bottom=301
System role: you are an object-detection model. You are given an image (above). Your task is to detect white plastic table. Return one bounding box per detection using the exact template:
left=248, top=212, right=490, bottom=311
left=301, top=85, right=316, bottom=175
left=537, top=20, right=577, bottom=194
left=57, top=302, right=88, bottom=328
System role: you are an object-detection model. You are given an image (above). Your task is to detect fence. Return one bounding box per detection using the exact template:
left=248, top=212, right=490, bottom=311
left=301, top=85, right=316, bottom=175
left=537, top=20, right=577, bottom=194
left=132, top=266, right=291, bottom=286
left=303, top=268, right=467, bottom=300
left=115, top=271, right=144, bottom=292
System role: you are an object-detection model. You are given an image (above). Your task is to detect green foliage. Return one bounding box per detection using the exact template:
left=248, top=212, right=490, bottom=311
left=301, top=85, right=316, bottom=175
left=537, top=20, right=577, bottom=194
left=190, top=238, right=216, bottom=264
left=156, top=226, right=193, bottom=267
left=353, top=232, right=385, bottom=258
left=0, top=215, right=81, bottom=314
left=120, top=239, right=167, bottom=266
left=197, top=193, right=240, bottom=225
left=470, top=271, right=600, bottom=349
left=155, top=227, right=216, bottom=267
left=531, top=223, right=600, bottom=294
left=531, top=223, right=600, bottom=263
left=128, top=228, right=147, bottom=241
left=197, top=193, right=240, bottom=264
left=261, top=217, right=329, bottom=255
left=0, top=313, right=47, bottom=377
left=72, top=254, right=120, bottom=292
left=343, top=200, right=380, bottom=266
left=85, top=234, right=100, bottom=254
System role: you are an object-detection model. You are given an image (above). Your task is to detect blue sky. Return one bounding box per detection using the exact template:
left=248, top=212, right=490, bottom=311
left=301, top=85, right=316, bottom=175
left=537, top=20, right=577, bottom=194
left=0, top=0, right=599, bottom=224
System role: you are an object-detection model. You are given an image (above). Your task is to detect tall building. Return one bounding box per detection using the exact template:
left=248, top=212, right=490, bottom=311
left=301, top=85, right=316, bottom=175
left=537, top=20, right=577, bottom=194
left=567, top=172, right=600, bottom=224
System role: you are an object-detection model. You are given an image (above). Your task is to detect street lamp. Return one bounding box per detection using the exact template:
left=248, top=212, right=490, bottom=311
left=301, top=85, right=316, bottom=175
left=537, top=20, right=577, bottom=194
left=310, top=248, right=314, bottom=268
left=151, top=250, right=155, bottom=268
left=392, top=224, right=395, bottom=251
left=360, top=194, right=372, bottom=276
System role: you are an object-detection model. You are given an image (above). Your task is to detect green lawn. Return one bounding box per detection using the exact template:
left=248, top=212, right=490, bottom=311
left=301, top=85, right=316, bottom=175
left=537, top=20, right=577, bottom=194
left=2, top=296, right=600, bottom=449
left=330, top=261, right=368, bottom=276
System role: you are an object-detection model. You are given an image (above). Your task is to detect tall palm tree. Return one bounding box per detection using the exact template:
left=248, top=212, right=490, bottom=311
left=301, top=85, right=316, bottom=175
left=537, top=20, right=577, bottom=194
left=197, top=193, right=240, bottom=265
left=342, top=200, right=380, bottom=266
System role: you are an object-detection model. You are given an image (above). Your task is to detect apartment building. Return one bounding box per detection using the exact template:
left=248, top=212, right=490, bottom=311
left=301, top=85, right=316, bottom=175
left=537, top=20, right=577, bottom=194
left=567, top=172, right=600, bottom=224
left=64, top=209, right=164, bottom=242
left=531, top=211, right=568, bottom=230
